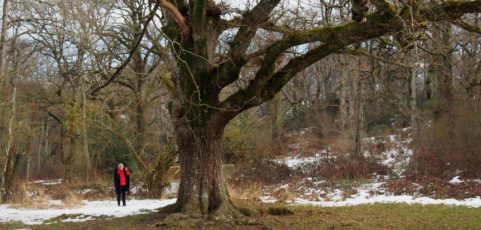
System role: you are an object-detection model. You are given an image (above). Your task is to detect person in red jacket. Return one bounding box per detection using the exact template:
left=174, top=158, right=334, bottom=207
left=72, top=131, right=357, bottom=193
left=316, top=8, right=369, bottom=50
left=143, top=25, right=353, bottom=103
left=114, top=163, right=130, bottom=206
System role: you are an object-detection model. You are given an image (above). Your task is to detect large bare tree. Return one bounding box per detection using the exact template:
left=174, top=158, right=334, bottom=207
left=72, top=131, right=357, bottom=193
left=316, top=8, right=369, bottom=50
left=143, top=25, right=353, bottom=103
left=90, top=0, right=481, bottom=216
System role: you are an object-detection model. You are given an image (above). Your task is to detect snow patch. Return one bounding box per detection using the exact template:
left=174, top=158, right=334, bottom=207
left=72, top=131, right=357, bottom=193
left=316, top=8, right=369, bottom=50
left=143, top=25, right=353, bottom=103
left=293, top=195, right=481, bottom=208
left=262, top=181, right=481, bottom=208
left=275, top=152, right=335, bottom=169
left=260, top=196, right=278, bottom=203
left=31, top=179, right=63, bottom=186
left=0, top=199, right=176, bottom=225
left=449, top=176, right=463, bottom=184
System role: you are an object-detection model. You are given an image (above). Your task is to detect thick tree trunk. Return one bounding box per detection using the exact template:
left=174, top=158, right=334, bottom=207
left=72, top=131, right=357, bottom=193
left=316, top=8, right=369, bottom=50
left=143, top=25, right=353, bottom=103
left=65, top=134, right=84, bottom=180
left=173, top=114, right=236, bottom=216
left=63, top=92, right=90, bottom=181
left=132, top=38, right=146, bottom=155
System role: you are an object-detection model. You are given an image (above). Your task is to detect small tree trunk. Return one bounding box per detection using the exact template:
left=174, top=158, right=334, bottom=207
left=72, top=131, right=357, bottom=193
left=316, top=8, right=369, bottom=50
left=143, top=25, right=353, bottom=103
left=2, top=146, right=15, bottom=203
left=2, top=85, right=16, bottom=203
left=268, top=93, right=282, bottom=146
left=425, top=69, right=432, bottom=101
left=431, top=22, right=453, bottom=105
left=339, top=56, right=348, bottom=130
left=353, top=60, right=363, bottom=160
left=0, top=0, right=8, bottom=88
left=410, top=58, right=418, bottom=133
left=81, top=90, right=90, bottom=180
left=135, top=98, right=146, bottom=153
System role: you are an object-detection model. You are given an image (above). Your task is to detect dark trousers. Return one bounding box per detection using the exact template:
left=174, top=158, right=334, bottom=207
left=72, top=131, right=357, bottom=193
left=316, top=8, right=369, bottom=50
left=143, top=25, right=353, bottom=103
left=116, top=186, right=127, bottom=206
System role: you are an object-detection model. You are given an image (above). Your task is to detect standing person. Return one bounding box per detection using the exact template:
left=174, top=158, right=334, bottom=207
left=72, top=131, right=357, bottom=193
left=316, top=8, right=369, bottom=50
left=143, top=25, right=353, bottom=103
left=114, top=163, right=130, bottom=206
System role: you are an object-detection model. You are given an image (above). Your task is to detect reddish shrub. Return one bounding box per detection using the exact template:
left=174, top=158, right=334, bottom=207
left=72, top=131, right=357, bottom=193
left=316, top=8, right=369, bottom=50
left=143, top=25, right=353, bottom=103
left=410, top=101, right=481, bottom=179
left=230, top=160, right=292, bottom=185
left=305, top=154, right=389, bottom=180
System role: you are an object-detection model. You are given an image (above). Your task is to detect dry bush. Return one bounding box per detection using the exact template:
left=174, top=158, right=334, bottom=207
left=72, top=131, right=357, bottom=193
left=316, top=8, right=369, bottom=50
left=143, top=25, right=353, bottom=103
left=63, top=190, right=84, bottom=207
left=39, top=175, right=111, bottom=201
left=301, top=193, right=321, bottom=201
left=44, top=183, right=85, bottom=207
left=328, top=132, right=354, bottom=154
left=230, top=160, right=292, bottom=185
left=271, top=188, right=296, bottom=203
left=384, top=179, right=420, bottom=196
left=411, top=101, right=481, bottom=179
left=9, top=182, right=83, bottom=209
left=310, top=110, right=340, bottom=140
left=306, top=154, right=389, bottom=180
left=228, top=182, right=262, bottom=202
left=402, top=175, right=481, bottom=199
left=223, top=111, right=277, bottom=163
left=9, top=183, right=50, bottom=209
left=140, top=148, right=177, bottom=199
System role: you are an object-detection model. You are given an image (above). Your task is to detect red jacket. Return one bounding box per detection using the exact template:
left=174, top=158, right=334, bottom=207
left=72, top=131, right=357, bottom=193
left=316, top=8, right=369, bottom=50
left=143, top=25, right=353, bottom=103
left=117, top=168, right=129, bottom=186
left=114, top=167, right=130, bottom=192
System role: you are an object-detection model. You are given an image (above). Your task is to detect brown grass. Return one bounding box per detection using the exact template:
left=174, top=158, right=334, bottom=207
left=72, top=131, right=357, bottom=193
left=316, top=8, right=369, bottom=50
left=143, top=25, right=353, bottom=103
left=229, top=182, right=262, bottom=202
left=9, top=182, right=84, bottom=209
left=271, top=188, right=296, bottom=203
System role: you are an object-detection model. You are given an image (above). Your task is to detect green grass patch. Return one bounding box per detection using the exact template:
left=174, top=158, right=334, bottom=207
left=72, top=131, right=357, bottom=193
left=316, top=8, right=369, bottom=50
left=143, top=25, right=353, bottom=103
left=262, top=204, right=481, bottom=229
left=0, top=203, right=480, bottom=229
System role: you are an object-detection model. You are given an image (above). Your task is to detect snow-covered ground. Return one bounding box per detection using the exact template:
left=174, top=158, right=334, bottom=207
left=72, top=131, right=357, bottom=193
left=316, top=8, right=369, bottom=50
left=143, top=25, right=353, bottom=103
left=263, top=130, right=481, bottom=209
left=0, top=199, right=176, bottom=225
left=292, top=194, right=481, bottom=208
left=368, top=134, right=413, bottom=177
left=274, top=151, right=336, bottom=169
left=260, top=182, right=481, bottom=208
left=276, top=132, right=413, bottom=177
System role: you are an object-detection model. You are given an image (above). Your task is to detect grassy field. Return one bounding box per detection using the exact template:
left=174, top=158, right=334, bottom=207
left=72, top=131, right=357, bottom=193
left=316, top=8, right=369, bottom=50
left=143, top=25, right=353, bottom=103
left=2, top=203, right=481, bottom=229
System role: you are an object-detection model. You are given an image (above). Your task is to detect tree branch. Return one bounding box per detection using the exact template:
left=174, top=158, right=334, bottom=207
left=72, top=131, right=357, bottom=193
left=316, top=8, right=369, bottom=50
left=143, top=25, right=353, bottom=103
left=420, top=0, right=481, bottom=21
left=220, top=0, right=481, bottom=112
left=158, top=0, right=190, bottom=37
left=91, top=3, right=160, bottom=96
left=337, top=48, right=412, bottom=68
left=214, top=0, right=281, bottom=89
left=452, top=19, right=481, bottom=34
left=221, top=7, right=403, bottom=111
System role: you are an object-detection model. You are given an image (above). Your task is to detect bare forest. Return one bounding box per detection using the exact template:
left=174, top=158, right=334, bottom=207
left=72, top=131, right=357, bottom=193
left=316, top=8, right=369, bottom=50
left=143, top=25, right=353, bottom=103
left=1, top=0, right=481, bottom=228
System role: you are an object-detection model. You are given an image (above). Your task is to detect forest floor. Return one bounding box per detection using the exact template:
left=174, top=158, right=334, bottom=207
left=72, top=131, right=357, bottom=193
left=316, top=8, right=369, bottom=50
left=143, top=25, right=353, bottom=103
left=2, top=128, right=481, bottom=228
left=2, top=203, right=481, bottom=229
left=230, top=127, right=481, bottom=206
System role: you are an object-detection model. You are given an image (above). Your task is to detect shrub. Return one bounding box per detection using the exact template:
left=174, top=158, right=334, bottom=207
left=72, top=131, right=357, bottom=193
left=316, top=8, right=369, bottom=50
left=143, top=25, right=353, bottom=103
left=223, top=110, right=274, bottom=163
left=306, top=154, right=389, bottom=180
left=231, top=160, right=292, bottom=185
left=410, top=101, right=481, bottom=179
left=141, top=145, right=177, bottom=198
